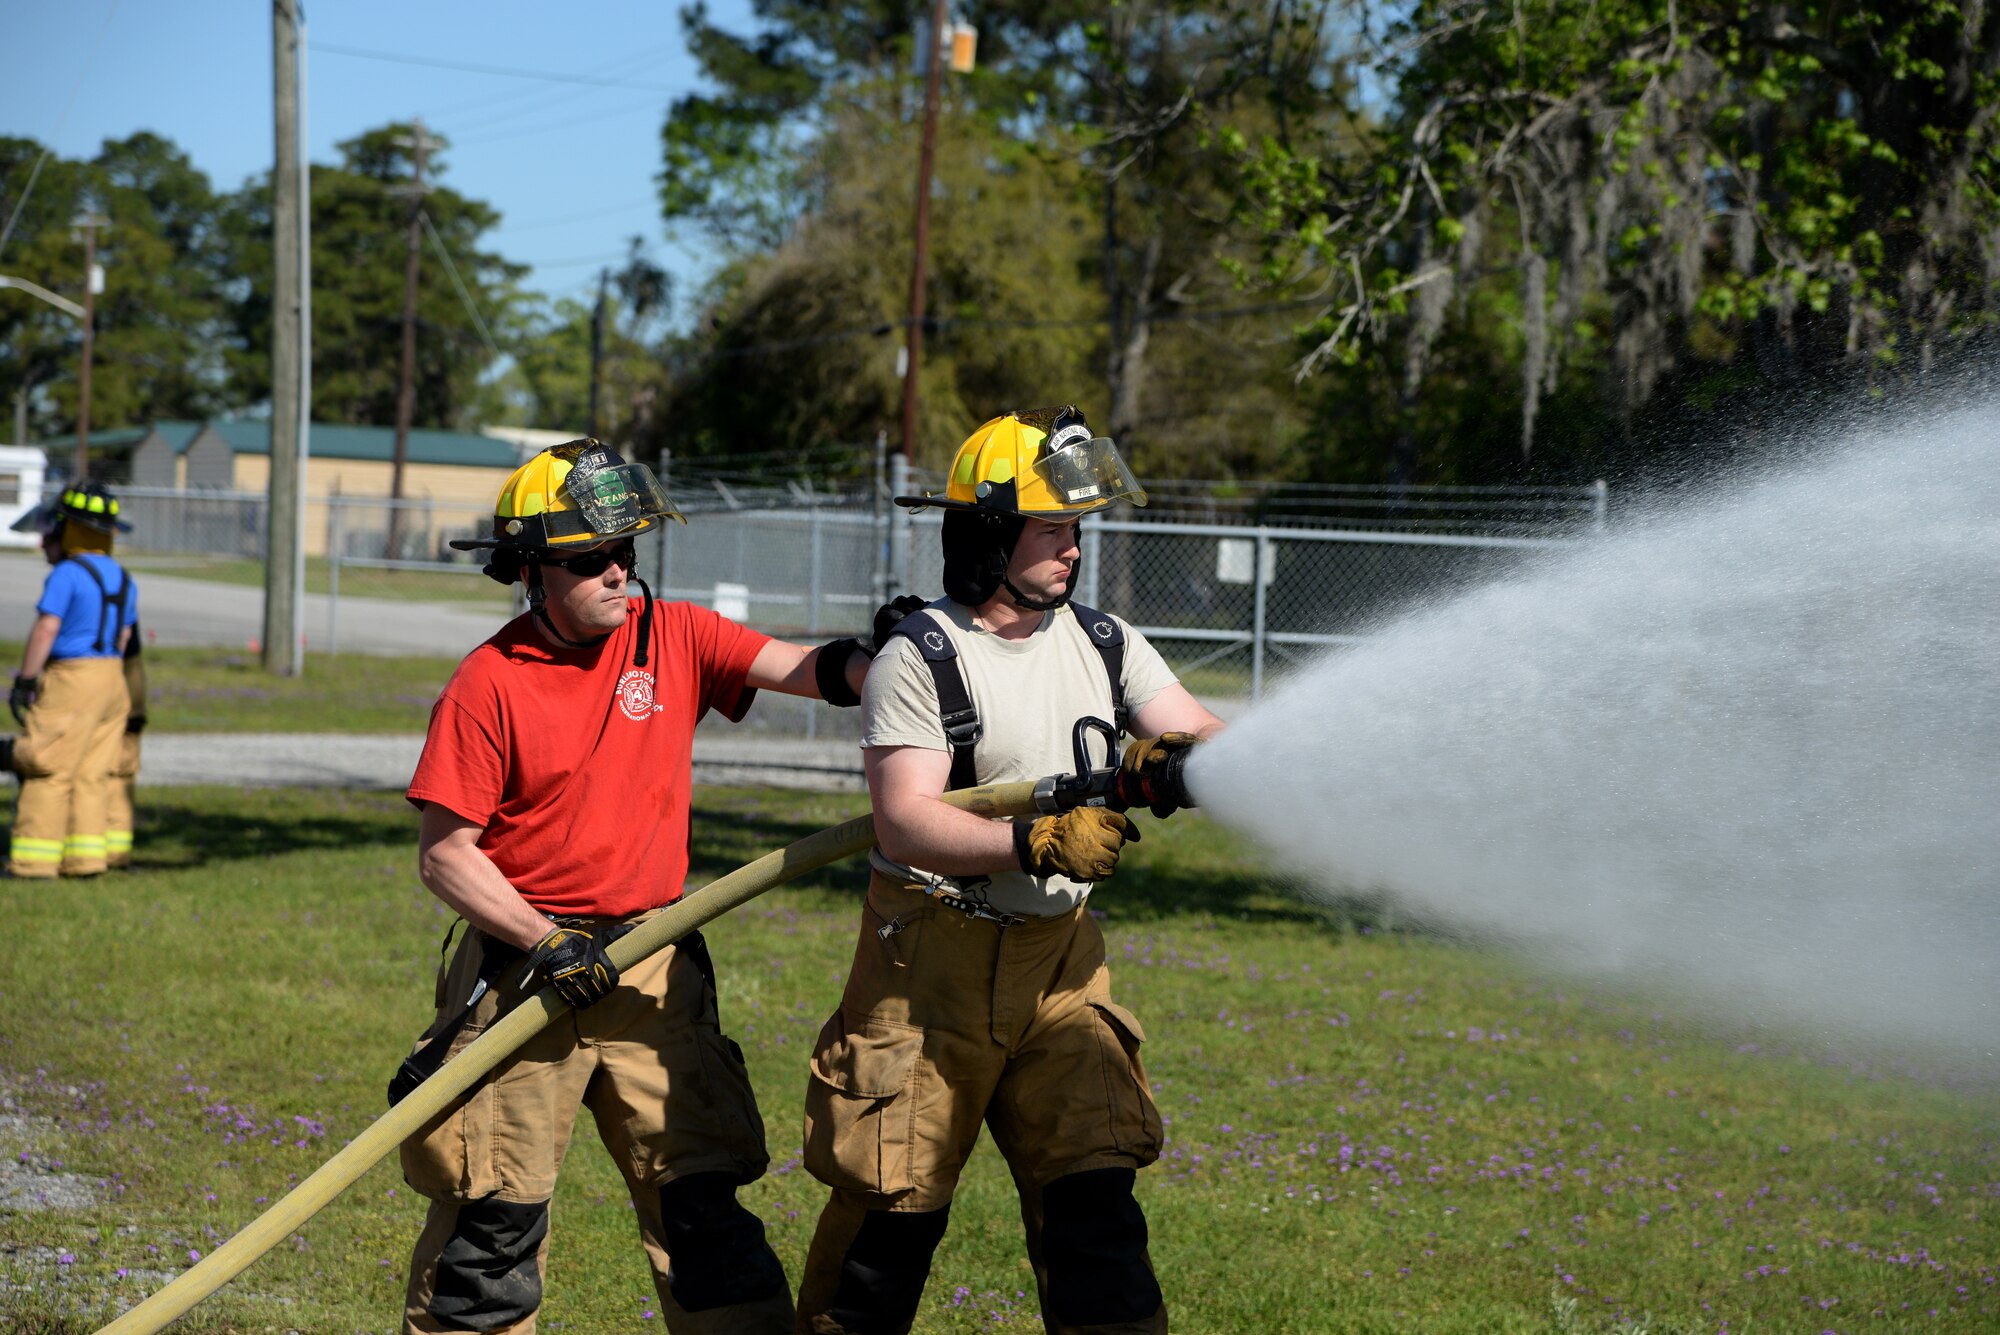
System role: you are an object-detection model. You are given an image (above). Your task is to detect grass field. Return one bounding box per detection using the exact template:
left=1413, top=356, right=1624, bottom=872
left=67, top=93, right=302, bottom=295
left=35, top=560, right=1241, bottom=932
left=117, top=557, right=513, bottom=613
left=1, top=785, right=1993, bottom=1333
left=0, top=640, right=457, bottom=734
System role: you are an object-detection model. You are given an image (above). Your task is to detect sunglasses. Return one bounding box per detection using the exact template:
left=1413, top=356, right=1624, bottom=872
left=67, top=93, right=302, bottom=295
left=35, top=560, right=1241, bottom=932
left=539, top=539, right=636, bottom=578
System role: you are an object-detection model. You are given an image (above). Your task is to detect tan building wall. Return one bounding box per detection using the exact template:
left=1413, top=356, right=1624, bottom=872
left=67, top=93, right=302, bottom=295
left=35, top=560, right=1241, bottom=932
left=230, top=455, right=511, bottom=558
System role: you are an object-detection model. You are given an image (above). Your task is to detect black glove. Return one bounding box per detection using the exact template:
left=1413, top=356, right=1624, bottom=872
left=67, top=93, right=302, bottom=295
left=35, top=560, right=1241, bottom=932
left=1013, top=807, right=1141, bottom=882
left=9, top=675, right=39, bottom=726
left=520, top=922, right=632, bottom=1009
left=126, top=713, right=147, bottom=736
left=866, top=594, right=931, bottom=655
left=816, top=595, right=931, bottom=707
left=1116, top=732, right=1201, bottom=817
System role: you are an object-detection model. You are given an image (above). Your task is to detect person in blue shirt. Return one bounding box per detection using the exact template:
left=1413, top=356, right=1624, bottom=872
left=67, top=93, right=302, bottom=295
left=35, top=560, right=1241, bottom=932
left=7, top=481, right=139, bottom=878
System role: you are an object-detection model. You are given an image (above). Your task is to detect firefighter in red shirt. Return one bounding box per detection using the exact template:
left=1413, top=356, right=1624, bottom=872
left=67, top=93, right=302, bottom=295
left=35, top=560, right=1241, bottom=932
left=399, top=440, right=886, bottom=1335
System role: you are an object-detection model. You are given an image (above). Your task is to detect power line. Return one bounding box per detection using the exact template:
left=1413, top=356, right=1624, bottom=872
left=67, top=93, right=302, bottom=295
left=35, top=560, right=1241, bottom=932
left=524, top=248, right=642, bottom=270
left=312, top=41, right=681, bottom=92
left=420, top=209, right=503, bottom=363
left=503, top=197, right=658, bottom=233
left=0, top=0, right=125, bottom=262
left=455, top=93, right=669, bottom=147
left=420, top=38, right=686, bottom=122
left=699, top=295, right=1335, bottom=360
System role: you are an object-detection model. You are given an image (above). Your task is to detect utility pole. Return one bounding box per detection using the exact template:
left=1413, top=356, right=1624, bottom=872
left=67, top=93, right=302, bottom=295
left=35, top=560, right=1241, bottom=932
left=897, top=0, right=952, bottom=462
left=70, top=211, right=107, bottom=480
left=265, top=0, right=307, bottom=675
left=388, top=118, right=435, bottom=558
left=589, top=266, right=607, bottom=439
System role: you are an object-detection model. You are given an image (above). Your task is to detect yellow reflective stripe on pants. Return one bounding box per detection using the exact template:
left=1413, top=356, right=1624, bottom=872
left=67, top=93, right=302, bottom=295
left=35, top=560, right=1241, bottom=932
left=10, top=836, right=63, bottom=865
left=106, top=830, right=133, bottom=851
left=8, top=655, right=128, bottom=878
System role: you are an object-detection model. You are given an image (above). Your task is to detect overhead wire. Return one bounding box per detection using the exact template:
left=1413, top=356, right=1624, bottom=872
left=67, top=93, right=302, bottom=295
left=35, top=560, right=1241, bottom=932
left=313, top=41, right=681, bottom=92
left=696, top=295, right=1336, bottom=361
left=454, top=94, right=670, bottom=147
left=503, top=197, right=658, bottom=233
left=0, top=0, right=125, bottom=262
left=417, top=37, right=686, bottom=123
left=420, top=209, right=504, bottom=363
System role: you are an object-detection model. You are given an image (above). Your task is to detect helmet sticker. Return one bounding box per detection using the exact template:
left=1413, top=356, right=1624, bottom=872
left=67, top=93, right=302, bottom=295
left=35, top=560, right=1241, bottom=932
left=1048, top=423, right=1094, bottom=453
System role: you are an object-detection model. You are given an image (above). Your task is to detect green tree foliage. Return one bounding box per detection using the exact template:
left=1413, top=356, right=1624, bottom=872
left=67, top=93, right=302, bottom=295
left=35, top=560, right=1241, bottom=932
left=0, top=134, right=239, bottom=438
left=226, top=123, right=524, bottom=429
left=656, top=0, right=1330, bottom=476
left=1232, top=1, right=2000, bottom=474
left=500, top=241, right=673, bottom=443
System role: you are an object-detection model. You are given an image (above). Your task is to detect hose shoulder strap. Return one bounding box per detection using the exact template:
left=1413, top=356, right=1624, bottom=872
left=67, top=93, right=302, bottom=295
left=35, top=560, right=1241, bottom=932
left=1066, top=602, right=1128, bottom=736
left=889, top=611, right=982, bottom=792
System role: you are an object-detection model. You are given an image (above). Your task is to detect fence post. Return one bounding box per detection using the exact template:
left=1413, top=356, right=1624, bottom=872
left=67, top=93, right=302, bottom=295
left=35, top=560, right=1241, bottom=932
left=1592, top=479, right=1608, bottom=533
left=871, top=430, right=889, bottom=604
left=1082, top=526, right=1102, bottom=606
left=806, top=504, right=823, bottom=741
left=888, top=452, right=912, bottom=596
left=327, top=498, right=342, bottom=657
left=1250, top=527, right=1270, bottom=702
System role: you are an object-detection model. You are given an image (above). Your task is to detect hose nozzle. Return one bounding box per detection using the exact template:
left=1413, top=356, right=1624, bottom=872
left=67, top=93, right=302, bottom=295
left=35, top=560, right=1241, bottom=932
left=1030, top=717, right=1198, bottom=818
left=1111, top=744, right=1195, bottom=816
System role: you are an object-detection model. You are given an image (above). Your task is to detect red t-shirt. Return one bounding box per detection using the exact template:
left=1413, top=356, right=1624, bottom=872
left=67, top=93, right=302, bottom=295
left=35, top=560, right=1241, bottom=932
left=407, top=598, right=771, bottom=917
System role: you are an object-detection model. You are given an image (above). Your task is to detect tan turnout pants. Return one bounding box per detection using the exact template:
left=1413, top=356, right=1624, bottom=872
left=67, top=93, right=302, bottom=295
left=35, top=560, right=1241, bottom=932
left=107, top=731, right=140, bottom=867
left=8, top=657, right=128, bottom=878
left=797, top=874, right=1166, bottom=1334
left=400, top=917, right=792, bottom=1335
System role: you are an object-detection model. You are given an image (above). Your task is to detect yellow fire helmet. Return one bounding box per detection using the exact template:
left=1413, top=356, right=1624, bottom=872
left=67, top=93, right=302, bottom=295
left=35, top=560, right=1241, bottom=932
left=58, top=481, right=132, bottom=534
left=896, top=406, right=1148, bottom=517
left=452, top=439, right=683, bottom=562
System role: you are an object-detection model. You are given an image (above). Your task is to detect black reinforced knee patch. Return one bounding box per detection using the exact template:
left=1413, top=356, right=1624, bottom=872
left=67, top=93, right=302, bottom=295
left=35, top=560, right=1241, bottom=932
left=1040, top=1168, right=1162, bottom=1326
left=657, top=1171, right=788, bottom=1312
left=429, top=1197, right=550, bottom=1332
left=828, top=1206, right=952, bottom=1334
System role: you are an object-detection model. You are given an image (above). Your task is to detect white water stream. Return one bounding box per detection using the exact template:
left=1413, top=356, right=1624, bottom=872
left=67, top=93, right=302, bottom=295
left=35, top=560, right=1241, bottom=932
left=1196, top=400, right=2000, bottom=1062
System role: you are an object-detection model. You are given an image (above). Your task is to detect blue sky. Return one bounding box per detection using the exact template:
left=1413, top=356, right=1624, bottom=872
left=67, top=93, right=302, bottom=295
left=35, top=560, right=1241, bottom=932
left=1, top=0, right=756, bottom=310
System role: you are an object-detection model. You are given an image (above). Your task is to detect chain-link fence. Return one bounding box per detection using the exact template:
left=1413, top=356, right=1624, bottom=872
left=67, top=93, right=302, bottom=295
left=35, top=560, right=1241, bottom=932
left=107, top=469, right=1600, bottom=740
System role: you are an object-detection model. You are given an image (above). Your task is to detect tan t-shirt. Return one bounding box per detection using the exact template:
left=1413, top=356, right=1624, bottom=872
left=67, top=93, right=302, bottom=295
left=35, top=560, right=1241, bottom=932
left=861, top=598, right=1180, bottom=916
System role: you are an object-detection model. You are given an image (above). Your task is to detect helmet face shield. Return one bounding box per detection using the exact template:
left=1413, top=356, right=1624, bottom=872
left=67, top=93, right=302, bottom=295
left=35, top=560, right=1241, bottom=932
left=1034, top=433, right=1148, bottom=511
left=544, top=459, right=683, bottom=545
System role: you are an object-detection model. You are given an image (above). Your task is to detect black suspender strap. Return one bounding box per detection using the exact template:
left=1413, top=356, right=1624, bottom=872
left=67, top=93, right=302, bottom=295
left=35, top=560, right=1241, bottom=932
left=1067, top=601, right=1129, bottom=736
left=889, top=604, right=1132, bottom=794
left=63, top=555, right=130, bottom=655
left=889, top=611, right=984, bottom=792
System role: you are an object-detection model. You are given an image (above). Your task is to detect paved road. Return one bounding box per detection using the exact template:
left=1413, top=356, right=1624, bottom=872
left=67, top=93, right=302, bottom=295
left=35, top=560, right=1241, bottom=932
left=110, top=732, right=864, bottom=793
left=0, top=552, right=509, bottom=657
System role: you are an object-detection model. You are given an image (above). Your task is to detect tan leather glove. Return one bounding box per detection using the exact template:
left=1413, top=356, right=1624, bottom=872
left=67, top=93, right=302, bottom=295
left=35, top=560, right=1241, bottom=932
left=1013, top=806, right=1141, bottom=882
left=1117, top=732, right=1200, bottom=817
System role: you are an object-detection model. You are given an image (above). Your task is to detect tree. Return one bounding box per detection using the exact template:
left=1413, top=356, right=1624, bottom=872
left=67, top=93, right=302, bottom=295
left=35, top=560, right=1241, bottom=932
left=656, top=0, right=1330, bottom=476
left=503, top=240, right=673, bottom=444
left=226, top=122, right=525, bottom=428
left=0, top=133, right=242, bottom=442
left=1232, top=1, right=2000, bottom=474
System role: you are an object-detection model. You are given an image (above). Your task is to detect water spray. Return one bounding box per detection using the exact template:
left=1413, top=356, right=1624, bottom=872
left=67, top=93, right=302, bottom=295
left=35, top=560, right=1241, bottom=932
left=1198, top=400, right=2000, bottom=1065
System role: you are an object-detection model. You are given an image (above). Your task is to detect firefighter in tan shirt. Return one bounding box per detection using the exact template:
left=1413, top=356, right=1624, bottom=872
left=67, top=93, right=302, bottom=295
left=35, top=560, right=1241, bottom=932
left=797, top=409, right=1224, bottom=1335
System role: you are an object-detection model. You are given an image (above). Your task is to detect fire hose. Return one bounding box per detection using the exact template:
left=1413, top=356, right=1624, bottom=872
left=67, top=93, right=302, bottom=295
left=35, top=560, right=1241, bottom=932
left=97, top=732, right=1194, bottom=1334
